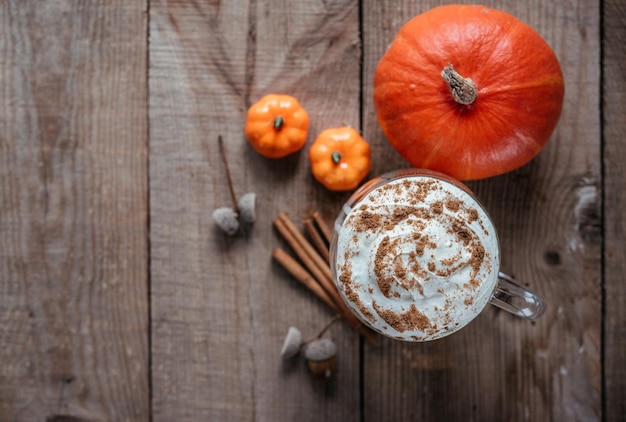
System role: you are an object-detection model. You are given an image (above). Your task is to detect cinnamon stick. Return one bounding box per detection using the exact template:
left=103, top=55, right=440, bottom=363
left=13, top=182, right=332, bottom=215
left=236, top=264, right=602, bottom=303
left=272, top=248, right=338, bottom=312
left=312, top=211, right=332, bottom=244
left=274, top=213, right=376, bottom=342
left=273, top=216, right=334, bottom=305
left=304, top=217, right=330, bottom=262
left=277, top=213, right=333, bottom=285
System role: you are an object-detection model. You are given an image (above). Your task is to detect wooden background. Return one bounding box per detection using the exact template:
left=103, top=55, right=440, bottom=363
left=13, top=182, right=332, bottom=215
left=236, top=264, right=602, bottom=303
left=0, top=0, right=623, bottom=421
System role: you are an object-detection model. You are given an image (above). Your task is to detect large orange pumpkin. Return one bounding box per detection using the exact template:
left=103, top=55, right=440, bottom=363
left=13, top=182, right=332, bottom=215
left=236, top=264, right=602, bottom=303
left=373, top=5, right=564, bottom=180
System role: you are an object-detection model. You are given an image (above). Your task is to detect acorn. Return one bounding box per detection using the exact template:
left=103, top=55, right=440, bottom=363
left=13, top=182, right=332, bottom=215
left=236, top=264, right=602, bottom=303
left=212, top=207, right=239, bottom=236
left=237, top=192, right=257, bottom=224
left=213, top=135, right=257, bottom=236
left=280, top=326, right=303, bottom=360
left=303, top=338, right=337, bottom=378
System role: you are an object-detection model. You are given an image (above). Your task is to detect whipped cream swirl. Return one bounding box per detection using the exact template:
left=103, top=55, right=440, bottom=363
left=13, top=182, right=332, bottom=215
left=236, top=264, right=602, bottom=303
left=333, top=175, right=500, bottom=341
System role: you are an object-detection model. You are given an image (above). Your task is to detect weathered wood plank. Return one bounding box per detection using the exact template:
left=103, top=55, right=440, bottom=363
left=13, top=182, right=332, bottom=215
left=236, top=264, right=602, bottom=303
left=149, top=0, right=361, bottom=420
left=603, top=0, right=626, bottom=419
left=362, top=0, right=601, bottom=420
left=0, top=1, right=149, bottom=421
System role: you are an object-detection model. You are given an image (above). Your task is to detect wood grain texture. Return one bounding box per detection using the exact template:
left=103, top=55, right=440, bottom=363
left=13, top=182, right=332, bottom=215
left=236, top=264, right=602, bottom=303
left=362, top=1, right=601, bottom=420
left=149, top=0, right=361, bottom=420
left=0, top=0, right=619, bottom=420
left=602, top=0, right=626, bottom=419
left=0, top=1, right=149, bottom=421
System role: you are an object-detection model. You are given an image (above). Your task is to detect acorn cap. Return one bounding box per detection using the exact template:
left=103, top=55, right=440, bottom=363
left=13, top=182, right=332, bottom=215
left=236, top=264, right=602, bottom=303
left=280, top=326, right=303, bottom=360
left=212, top=207, right=239, bottom=235
left=303, top=338, right=337, bottom=361
left=306, top=356, right=337, bottom=378
left=237, top=192, right=256, bottom=224
left=305, top=338, right=338, bottom=378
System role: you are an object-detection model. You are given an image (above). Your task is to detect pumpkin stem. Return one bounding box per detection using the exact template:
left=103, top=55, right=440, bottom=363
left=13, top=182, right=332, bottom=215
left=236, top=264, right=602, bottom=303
left=441, top=64, right=477, bottom=105
left=331, top=151, right=342, bottom=164
left=273, top=116, right=284, bottom=130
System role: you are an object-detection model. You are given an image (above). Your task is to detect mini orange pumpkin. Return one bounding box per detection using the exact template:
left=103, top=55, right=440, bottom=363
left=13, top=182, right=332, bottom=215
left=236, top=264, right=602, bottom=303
left=309, top=127, right=371, bottom=191
left=373, top=5, right=564, bottom=180
left=245, top=94, right=309, bottom=159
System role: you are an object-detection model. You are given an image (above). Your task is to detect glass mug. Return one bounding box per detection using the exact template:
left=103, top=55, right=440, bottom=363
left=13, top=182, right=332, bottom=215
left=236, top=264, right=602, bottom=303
left=330, top=168, right=546, bottom=342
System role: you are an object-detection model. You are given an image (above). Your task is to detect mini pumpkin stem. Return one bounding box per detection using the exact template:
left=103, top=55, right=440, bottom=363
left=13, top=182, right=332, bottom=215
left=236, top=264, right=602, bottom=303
left=331, top=151, right=342, bottom=164
left=441, top=64, right=477, bottom=105
left=273, top=115, right=284, bottom=130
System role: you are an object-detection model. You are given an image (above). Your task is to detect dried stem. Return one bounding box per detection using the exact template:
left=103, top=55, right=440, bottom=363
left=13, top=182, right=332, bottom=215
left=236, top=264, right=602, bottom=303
left=441, top=64, right=477, bottom=105
left=304, top=315, right=341, bottom=344
left=315, top=314, right=341, bottom=339
left=218, top=135, right=238, bottom=211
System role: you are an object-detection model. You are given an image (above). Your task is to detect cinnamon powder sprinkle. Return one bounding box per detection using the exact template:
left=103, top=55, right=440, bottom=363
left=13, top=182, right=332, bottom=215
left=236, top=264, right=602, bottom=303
left=441, top=252, right=462, bottom=266
left=352, top=210, right=382, bottom=232
left=470, top=244, right=485, bottom=275
left=445, top=199, right=461, bottom=212
left=415, top=238, right=426, bottom=256
left=465, top=278, right=481, bottom=290
left=394, top=258, right=410, bottom=289
left=374, top=236, right=394, bottom=298
left=393, top=207, right=410, bottom=221
left=408, top=260, right=426, bottom=296
left=373, top=302, right=432, bottom=333
left=430, top=201, right=443, bottom=214
left=340, top=267, right=376, bottom=323
left=382, top=206, right=430, bottom=231
left=451, top=221, right=473, bottom=244
left=339, top=268, right=352, bottom=288
left=347, top=286, right=376, bottom=323
left=468, top=208, right=479, bottom=223
left=434, top=260, right=466, bottom=278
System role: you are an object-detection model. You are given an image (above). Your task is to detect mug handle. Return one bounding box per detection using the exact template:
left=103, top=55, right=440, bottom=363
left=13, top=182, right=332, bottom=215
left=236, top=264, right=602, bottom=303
left=489, top=272, right=547, bottom=320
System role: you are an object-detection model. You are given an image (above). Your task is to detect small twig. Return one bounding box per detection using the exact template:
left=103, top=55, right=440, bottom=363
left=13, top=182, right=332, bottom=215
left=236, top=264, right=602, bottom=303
left=315, top=315, right=341, bottom=339
left=304, top=315, right=341, bottom=344
left=218, top=135, right=238, bottom=211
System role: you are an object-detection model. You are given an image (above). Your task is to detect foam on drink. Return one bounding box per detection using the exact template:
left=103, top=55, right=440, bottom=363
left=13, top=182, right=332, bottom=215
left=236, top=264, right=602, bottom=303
left=332, top=175, right=500, bottom=341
